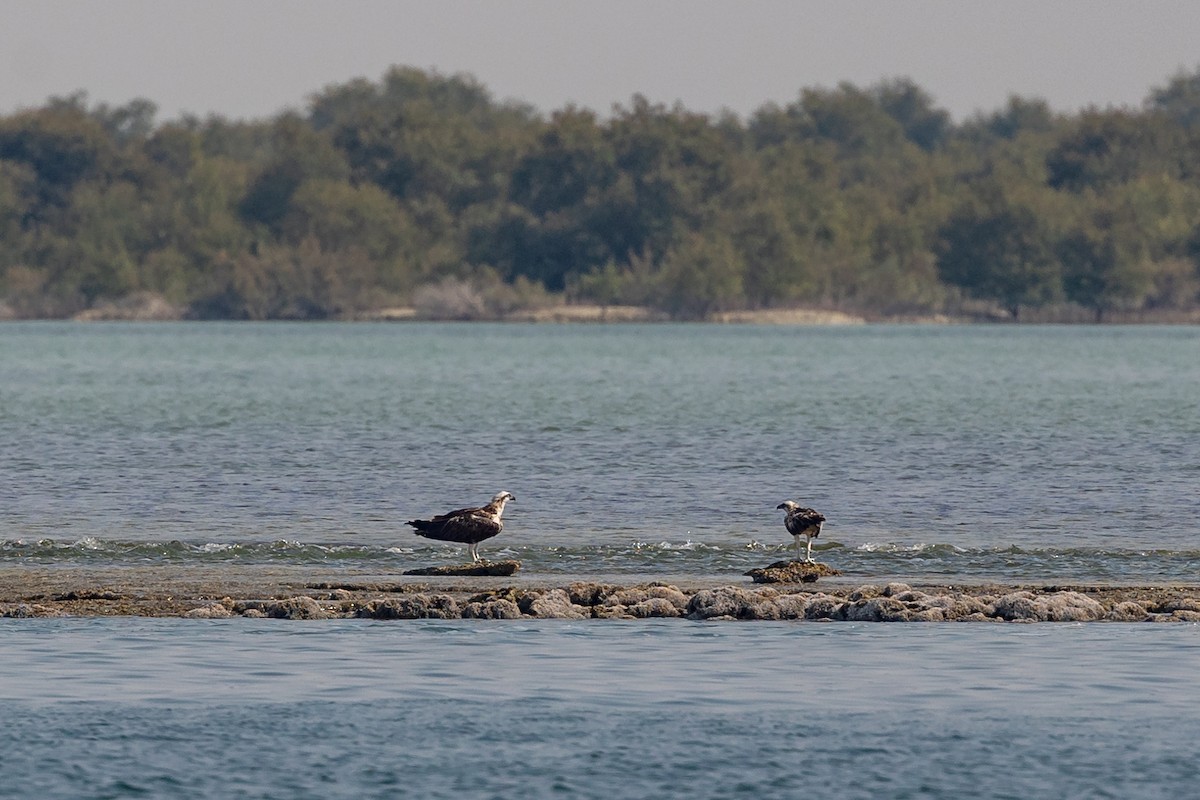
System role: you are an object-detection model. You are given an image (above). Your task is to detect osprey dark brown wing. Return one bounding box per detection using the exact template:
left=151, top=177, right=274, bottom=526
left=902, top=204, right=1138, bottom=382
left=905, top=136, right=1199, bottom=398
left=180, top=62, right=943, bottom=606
left=408, top=509, right=503, bottom=544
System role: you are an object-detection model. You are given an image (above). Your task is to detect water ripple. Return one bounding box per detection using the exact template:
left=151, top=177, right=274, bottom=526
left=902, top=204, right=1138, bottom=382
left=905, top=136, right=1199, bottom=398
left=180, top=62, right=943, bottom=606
left=4, top=536, right=1199, bottom=583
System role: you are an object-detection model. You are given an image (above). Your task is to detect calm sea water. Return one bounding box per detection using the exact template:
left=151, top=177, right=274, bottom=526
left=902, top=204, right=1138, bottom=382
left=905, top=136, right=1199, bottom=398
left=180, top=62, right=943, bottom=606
left=3, top=322, right=1200, bottom=798
left=2, top=322, right=1198, bottom=582
left=3, top=619, right=1200, bottom=800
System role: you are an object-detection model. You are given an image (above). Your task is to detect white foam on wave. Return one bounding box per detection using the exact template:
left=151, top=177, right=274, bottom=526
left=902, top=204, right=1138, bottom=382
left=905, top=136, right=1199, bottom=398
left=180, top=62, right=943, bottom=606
left=632, top=540, right=719, bottom=552
left=856, top=542, right=968, bottom=554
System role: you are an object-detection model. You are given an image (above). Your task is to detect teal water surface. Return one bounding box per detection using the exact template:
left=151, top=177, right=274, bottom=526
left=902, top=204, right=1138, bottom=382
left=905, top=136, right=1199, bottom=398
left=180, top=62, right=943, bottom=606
left=3, top=618, right=1200, bottom=800
left=2, top=322, right=1197, bottom=582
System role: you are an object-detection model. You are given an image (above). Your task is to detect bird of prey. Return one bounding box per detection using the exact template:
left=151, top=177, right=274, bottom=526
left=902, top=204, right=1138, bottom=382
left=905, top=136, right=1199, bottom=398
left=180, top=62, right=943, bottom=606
left=776, top=500, right=825, bottom=563
left=407, top=491, right=515, bottom=562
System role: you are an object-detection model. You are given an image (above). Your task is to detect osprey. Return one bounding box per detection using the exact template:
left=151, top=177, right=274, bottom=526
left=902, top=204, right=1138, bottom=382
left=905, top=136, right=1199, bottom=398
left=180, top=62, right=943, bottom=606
left=407, top=491, right=515, bottom=562
left=776, top=501, right=826, bottom=563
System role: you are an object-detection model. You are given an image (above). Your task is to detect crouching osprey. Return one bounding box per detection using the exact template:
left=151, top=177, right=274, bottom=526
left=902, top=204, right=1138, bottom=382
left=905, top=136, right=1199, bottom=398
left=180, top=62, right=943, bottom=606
left=776, top=500, right=826, bottom=563
left=407, top=491, right=515, bottom=562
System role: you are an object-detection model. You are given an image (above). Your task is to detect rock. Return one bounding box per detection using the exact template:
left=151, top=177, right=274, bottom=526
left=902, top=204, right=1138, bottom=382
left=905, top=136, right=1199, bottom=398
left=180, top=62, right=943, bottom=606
left=802, top=594, right=843, bottom=620
left=908, top=608, right=948, bottom=622
left=466, top=587, right=525, bottom=607
left=2, top=603, right=63, bottom=618
left=915, top=592, right=991, bottom=620
left=628, top=598, right=681, bottom=618
left=403, top=560, right=520, bottom=577
left=990, top=591, right=1105, bottom=622
left=686, top=586, right=782, bottom=620
left=1155, top=597, right=1200, bottom=613
left=601, top=585, right=690, bottom=615
left=358, top=595, right=460, bottom=620
left=567, top=582, right=619, bottom=606
left=526, top=589, right=588, bottom=619
left=745, top=560, right=841, bottom=584
left=185, top=603, right=234, bottom=619
left=1033, top=591, right=1105, bottom=622
left=461, top=599, right=523, bottom=619
left=592, top=605, right=636, bottom=620
left=262, top=596, right=328, bottom=620
left=773, top=593, right=811, bottom=619
left=843, top=597, right=911, bottom=622
left=1106, top=601, right=1149, bottom=622
left=847, top=585, right=882, bottom=601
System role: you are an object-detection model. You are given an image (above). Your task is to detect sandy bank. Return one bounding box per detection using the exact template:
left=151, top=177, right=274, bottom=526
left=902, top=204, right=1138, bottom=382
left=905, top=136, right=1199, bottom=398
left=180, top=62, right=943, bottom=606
left=3, top=565, right=1200, bottom=622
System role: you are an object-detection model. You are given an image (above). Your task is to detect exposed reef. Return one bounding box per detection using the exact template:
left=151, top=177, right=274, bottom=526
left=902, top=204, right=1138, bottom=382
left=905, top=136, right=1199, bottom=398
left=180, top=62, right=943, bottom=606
left=5, top=568, right=1200, bottom=622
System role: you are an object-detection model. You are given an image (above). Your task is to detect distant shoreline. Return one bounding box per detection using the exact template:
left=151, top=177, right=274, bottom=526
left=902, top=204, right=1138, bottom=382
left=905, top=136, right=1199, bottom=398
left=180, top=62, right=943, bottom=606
left=4, top=299, right=1200, bottom=325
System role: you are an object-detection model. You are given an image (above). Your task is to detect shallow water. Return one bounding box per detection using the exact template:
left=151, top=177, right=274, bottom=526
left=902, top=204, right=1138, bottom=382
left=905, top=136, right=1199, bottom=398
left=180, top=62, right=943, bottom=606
left=3, top=619, right=1199, bottom=799
left=2, top=322, right=1198, bottom=583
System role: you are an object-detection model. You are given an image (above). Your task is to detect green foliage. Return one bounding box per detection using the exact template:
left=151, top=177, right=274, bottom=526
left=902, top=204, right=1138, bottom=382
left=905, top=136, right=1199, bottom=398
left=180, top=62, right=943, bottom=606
left=0, top=99, right=117, bottom=214
left=3, top=67, right=1200, bottom=320
left=936, top=188, right=1063, bottom=318
left=652, top=232, right=745, bottom=319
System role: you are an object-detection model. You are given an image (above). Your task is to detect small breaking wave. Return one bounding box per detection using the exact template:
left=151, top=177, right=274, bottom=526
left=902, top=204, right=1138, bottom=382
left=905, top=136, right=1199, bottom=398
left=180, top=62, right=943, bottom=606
left=1, top=538, right=397, bottom=565
left=3, top=536, right=1198, bottom=582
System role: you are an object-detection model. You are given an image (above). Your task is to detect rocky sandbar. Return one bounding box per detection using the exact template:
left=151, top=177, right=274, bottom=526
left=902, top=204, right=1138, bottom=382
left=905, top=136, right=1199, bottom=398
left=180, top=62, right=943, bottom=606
left=3, top=565, right=1200, bottom=622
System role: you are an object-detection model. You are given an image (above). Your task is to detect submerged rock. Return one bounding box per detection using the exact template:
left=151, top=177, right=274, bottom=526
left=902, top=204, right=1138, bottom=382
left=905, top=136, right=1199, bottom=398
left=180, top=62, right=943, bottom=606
left=403, top=560, right=520, bottom=577
left=745, top=560, right=841, bottom=584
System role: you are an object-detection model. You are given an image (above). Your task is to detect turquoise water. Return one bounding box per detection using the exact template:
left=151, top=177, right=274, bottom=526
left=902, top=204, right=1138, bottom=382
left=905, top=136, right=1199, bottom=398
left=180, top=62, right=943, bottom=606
left=3, top=619, right=1200, bottom=799
left=2, top=322, right=1198, bottom=582
left=3, top=322, right=1200, bottom=798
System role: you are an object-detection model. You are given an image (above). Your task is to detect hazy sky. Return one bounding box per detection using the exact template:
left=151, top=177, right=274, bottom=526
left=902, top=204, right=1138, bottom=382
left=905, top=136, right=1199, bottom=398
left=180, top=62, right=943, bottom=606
left=2, top=0, right=1198, bottom=123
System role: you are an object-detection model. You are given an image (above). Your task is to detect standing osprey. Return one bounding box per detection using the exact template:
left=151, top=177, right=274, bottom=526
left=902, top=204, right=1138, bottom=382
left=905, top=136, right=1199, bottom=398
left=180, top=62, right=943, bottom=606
left=776, top=501, right=826, bottom=563
left=407, top=491, right=515, bottom=562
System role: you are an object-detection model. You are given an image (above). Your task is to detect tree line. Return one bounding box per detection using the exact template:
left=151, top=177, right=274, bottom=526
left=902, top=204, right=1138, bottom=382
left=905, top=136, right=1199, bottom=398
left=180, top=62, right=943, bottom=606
left=2, top=65, right=1200, bottom=320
